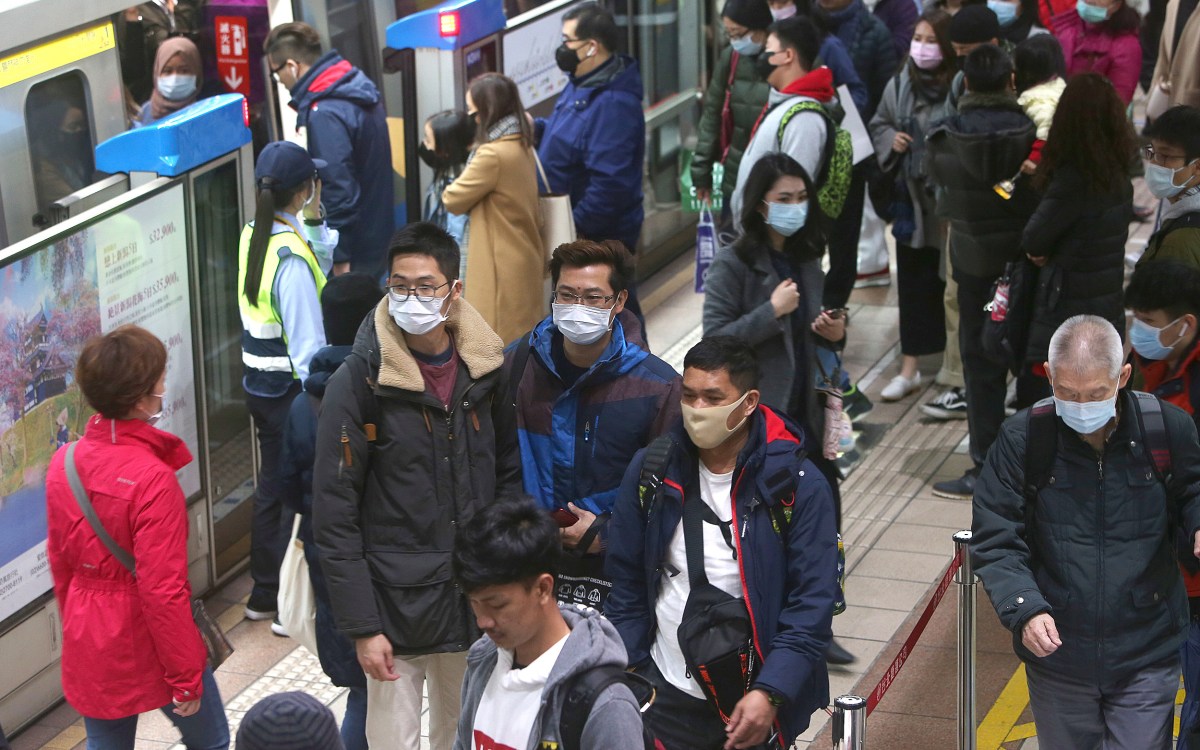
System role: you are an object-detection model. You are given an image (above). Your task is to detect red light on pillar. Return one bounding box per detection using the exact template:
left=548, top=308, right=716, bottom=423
left=438, top=11, right=459, bottom=37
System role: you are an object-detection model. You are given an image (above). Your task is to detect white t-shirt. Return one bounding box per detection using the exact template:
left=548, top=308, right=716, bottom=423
left=471, top=633, right=570, bottom=750
left=650, top=464, right=744, bottom=698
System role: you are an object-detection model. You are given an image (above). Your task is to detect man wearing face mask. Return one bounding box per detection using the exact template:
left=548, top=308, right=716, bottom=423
left=535, top=4, right=644, bottom=285
left=506, top=240, right=681, bottom=611
left=971, top=314, right=1200, bottom=749
left=1139, top=105, right=1200, bottom=267
left=312, top=222, right=522, bottom=750
left=607, top=336, right=838, bottom=750
left=265, top=22, right=394, bottom=279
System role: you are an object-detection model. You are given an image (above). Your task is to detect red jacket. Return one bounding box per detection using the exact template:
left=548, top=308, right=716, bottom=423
left=1052, top=8, right=1142, bottom=104
left=45, top=416, right=206, bottom=719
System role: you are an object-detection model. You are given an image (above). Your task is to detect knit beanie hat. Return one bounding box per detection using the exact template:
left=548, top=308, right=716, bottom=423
left=722, top=0, right=774, bottom=30
left=949, top=5, right=1000, bottom=44
left=236, top=692, right=345, bottom=750
left=320, top=272, right=384, bottom=346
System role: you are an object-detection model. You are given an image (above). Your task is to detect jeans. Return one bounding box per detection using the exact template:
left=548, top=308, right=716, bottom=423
left=342, top=686, right=368, bottom=750
left=245, top=382, right=301, bottom=607
left=83, top=668, right=228, bottom=750
left=956, top=269, right=1008, bottom=470
left=815, top=346, right=851, bottom=392
left=1181, top=621, right=1200, bottom=750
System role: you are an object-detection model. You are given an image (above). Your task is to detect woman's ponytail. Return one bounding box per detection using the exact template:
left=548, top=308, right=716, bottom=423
left=243, top=183, right=279, bottom=307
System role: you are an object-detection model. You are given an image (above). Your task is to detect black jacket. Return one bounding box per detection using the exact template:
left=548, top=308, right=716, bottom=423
left=1021, top=166, right=1132, bottom=364
left=971, top=392, right=1200, bottom=681
left=926, top=92, right=1037, bottom=279
left=312, top=298, right=522, bottom=654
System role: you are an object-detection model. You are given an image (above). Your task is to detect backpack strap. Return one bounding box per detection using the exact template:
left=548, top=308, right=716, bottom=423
left=1023, top=398, right=1058, bottom=498
left=558, top=665, right=657, bottom=750
left=776, top=101, right=838, bottom=187
left=637, top=436, right=677, bottom=515
left=507, top=332, right=534, bottom=408
left=1131, top=391, right=1172, bottom=482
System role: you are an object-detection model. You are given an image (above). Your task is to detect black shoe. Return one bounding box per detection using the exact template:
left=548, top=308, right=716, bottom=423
left=842, top=385, right=874, bottom=423
left=921, top=387, right=968, bottom=420
left=932, top=471, right=977, bottom=500
left=826, top=638, right=857, bottom=665
left=245, top=592, right=278, bottom=621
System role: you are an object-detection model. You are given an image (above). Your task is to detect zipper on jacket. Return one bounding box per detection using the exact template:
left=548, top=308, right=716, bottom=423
left=743, top=495, right=760, bottom=539
left=1096, top=454, right=1105, bottom=665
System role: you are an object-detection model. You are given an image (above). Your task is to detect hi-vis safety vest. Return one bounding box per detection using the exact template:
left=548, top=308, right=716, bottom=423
left=237, top=219, right=327, bottom=397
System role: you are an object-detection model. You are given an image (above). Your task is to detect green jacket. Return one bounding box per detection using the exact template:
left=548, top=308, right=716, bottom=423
left=692, top=46, right=771, bottom=196
left=1139, top=223, right=1200, bottom=269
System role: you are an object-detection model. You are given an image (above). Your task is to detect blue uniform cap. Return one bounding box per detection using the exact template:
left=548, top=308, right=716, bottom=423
left=255, top=141, right=328, bottom=190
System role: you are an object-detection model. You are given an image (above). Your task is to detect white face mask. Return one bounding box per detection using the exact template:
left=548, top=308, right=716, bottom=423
left=157, top=74, right=197, bottom=101
left=770, top=4, right=798, bottom=20
left=388, top=289, right=451, bottom=335
left=682, top=392, right=752, bottom=449
left=142, top=391, right=167, bottom=426
left=552, top=302, right=614, bottom=345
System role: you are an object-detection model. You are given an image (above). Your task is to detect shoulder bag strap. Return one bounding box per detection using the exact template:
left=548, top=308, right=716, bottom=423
left=532, top=148, right=551, bottom=195
left=507, top=333, right=534, bottom=408
left=682, top=476, right=710, bottom=589
left=65, top=442, right=136, bottom=576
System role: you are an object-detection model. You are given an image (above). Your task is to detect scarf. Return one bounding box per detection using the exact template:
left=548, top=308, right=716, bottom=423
left=149, top=37, right=202, bottom=122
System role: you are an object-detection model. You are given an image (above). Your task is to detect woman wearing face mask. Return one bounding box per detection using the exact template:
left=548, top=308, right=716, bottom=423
left=45, top=325, right=230, bottom=750
left=987, top=0, right=1049, bottom=43
left=134, top=36, right=205, bottom=128
left=443, top=72, right=543, bottom=345
left=1018, top=73, right=1135, bottom=406
left=419, top=110, right=474, bottom=277
left=1052, top=0, right=1142, bottom=103
left=868, top=9, right=956, bottom=401
left=691, top=0, right=774, bottom=222
left=238, top=141, right=336, bottom=624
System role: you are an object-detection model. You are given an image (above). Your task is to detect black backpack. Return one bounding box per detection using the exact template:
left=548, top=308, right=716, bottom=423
left=557, top=664, right=658, bottom=750
left=1023, top=391, right=1194, bottom=571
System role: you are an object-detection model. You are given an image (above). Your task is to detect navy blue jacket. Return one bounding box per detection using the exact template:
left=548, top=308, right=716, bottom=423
left=280, top=344, right=365, bottom=690
left=606, top=406, right=838, bottom=746
left=536, top=55, right=645, bottom=252
left=817, top=0, right=899, bottom=120
left=290, top=51, right=394, bottom=279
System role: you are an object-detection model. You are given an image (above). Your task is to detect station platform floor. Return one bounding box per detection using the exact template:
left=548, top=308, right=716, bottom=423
left=10, top=177, right=1175, bottom=750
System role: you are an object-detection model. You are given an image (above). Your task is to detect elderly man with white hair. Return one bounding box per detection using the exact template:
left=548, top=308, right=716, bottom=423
left=971, top=314, right=1200, bottom=749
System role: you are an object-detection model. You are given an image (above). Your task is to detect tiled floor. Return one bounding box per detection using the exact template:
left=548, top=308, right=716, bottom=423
left=10, top=177, right=1168, bottom=749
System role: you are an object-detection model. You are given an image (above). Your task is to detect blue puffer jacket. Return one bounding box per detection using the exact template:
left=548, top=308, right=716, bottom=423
left=606, top=406, right=838, bottom=747
left=536, top=55, right=645, bottom=252
left=290, top=51, right=394, bottom=279
left=507, top=315, right=681, bottom=516
left=280, top=344, right=365, bottom=690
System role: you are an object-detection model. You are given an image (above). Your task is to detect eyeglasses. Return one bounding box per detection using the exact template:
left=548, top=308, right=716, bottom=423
left=552, top=290, right=617, bottom=308
left=1142, top=145, right=1191, bottom=166
left=387, top=281, right=450, bottom=302
left=270, top=59, right=289, bottom=81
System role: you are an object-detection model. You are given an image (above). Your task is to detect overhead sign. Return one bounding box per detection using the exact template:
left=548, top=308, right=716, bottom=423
left=0, top=22, right=115, bottom=90
left=215, top=15, right=250, bottom=97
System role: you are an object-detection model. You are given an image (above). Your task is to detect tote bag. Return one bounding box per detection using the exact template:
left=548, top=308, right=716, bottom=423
left=533, top=150, right=576, bottom=260
left=278, top=514, right=319, bottom=655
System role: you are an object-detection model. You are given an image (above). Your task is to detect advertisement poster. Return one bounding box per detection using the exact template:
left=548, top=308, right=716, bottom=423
left=504, top=6, right=573, bottom=109
left=0, top=185, right=198, bottom=624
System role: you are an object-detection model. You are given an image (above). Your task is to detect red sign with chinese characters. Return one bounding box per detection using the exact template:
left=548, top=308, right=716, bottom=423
left=214, top=15, right=250, bottom=97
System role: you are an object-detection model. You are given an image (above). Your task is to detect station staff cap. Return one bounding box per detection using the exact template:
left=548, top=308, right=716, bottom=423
left=255, top=141, right=328, bottom=191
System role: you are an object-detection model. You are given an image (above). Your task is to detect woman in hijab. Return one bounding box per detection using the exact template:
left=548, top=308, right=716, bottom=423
left=134, top=36, right=203, bottom=127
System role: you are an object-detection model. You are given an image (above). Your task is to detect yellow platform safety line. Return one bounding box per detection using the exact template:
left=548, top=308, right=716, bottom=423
left=979, top=665, right=1187, bottom=748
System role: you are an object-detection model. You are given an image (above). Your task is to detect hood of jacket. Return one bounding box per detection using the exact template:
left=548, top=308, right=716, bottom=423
left=778, top=66, right=837, bottom=103
left=291, top=51, right=381, bottom=126
left=528, top=315, right=649, bottom=387
left=572, top=54, right=643, bottom=98
left=928, top=94, right=1034, bottom=185
left=304, top=344, right=354, bottom=398
left=355, top=296, right=505, bottom=392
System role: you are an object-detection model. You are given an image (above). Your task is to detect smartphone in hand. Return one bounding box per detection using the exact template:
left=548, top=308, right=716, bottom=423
left=551, top=508, right=580, bottom=528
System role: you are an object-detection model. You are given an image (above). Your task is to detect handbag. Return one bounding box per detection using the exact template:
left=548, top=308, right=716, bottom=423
left=64, top=443, right=234, bottom=669
left=981, top=258, right=1036, bottom=376
left=694, top=204, right=717, bottom=293
left=533, top=149, right=577, bottom=260
left=278, top=514, right=319, bottom=655
left=676, top=487, right=758, bottom=723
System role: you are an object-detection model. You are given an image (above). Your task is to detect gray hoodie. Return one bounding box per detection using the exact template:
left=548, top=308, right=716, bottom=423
left=454, top=605, right=646, bottom=750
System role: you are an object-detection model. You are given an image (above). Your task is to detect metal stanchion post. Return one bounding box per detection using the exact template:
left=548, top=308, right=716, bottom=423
left=954, top=530, right=976, bottom=750
left=831, top=695, right=867, bottom=750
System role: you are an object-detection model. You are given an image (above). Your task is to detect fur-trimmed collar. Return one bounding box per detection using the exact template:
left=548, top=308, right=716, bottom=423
left=371, top=296, right=505, bottom=392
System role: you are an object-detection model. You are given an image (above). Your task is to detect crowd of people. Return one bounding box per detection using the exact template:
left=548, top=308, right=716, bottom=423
left=26, top=0, right=1200, bottom=747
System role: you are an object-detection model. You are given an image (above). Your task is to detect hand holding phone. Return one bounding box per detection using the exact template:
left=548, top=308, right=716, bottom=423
left=551, top=508, right=580, bottom=528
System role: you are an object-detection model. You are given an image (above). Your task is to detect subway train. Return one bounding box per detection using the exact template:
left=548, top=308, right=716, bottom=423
left=0, top=0, right=711, bottom=734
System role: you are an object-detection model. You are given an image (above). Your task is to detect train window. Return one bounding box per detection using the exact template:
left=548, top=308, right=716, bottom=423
left=25, top=75, right=98, bottom=217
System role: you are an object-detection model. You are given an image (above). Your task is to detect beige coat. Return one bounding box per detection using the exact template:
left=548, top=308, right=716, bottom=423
left=1152, top=0, right=1200, bottom=109
left=443, top=134, right=544, bottom=345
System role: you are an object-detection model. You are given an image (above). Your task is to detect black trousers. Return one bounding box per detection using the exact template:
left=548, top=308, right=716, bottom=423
left=642, top=660, right=774, bottom=750
left=956, top=270, right=1008, bottom=470
left=897, top=245, right=946, bottom=357
left=823, top=165, right=869, bottom=310
left=245, top=381, right=301, bottom=606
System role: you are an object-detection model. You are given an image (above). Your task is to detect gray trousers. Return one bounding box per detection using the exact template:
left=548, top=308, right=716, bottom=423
left=1025, top=656, right=1179, bottom=750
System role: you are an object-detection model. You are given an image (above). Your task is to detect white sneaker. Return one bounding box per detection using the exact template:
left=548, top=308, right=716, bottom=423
left=881, top=372, right=922, bottom=402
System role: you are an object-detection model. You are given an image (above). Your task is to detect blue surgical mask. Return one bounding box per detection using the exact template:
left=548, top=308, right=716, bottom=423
left=157, top=74, right=197, bottom=101
left=731, top=35, right=765, bottom=56
left=1076, top=0, right=1109, bottom=24
left=1144, top=160, right=1199, bottom=199
left=763, top=200, right=808, bottom=236
left=988, top=0, right=1020, bottom=25
left=1053, top=385, right=1118, bottom=435
left=1130, top=316, right=1187, bottom=360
